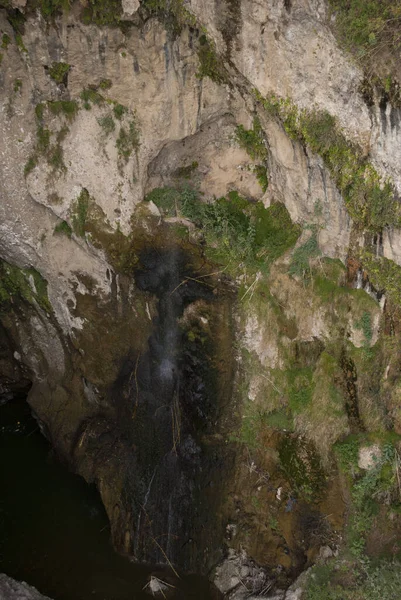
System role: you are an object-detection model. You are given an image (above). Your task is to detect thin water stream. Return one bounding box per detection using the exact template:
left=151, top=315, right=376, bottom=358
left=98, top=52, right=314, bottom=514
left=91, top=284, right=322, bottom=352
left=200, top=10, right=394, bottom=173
left=0, top=397, right=220, bottom=600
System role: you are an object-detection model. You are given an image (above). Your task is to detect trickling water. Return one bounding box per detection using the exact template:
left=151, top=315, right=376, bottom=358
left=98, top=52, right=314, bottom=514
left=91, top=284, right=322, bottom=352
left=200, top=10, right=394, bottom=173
left=109, top=246, right=233, bottom=572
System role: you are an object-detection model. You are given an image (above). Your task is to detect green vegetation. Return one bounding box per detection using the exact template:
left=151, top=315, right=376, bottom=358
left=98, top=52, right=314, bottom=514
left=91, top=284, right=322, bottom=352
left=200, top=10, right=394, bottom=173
left=235, top=117, right=268, bottom=161
left=196, top=34, right=227, bottom=84
left=328, top=1, right=401, bottom=79
left=116, top=119, right=140, bottom=161
left=173, top=161, right=199, bottom=179
left=361, top=252, right=401, bottom=306
left=305, top=558, right=401, bottom=600
left=80, top=88, right=104, bottom=110
left=54, top=220, right=72, bottom=238
left=36, top=0, right=70, bottom=19
left=289, top=228, right=320, bottom=279
left=145, top=186, right=300, bottom=274
left=48, top=61, right=70, bottom=84
left=254, top=165, right=268, bottom=192
left=355, top=311, right=373, bottom=346
left=278, top=435, right=326, bottom=501
left=1, top=33, right=11, bottom=49
left=24, top=155, right=37, bottom=177
left=97, top=114, right=115, bottom=135
left=48, top=100, right=78, bottom=120
left=99, top=78, right=112, bottom=90
left=0, top=259, right=51, bottom=313
left=113, top=103, right=127, bottom=120
left=254, top=89, right=400, bottom=231
left=141, top=0, right=197, bottom=37
left=80, top=0, right=123, bottom=26
left=71, top=189, right=90, bottom=237
left=13, top=78, right=22, bottom=92
left=287, top=367, right=314, bottom=414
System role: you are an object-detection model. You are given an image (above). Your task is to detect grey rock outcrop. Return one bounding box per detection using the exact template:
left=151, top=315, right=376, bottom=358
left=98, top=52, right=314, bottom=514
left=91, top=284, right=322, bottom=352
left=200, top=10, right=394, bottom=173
left=0, top=575, right=52, bottom=600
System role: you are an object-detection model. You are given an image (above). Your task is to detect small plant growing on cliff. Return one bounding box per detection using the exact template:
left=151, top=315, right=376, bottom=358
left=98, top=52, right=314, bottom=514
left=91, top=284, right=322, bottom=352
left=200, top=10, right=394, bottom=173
left=97, top=114, right=115, bottom=135
left=48, top=61, right=70, bottom=84
left=113, top=103, right=127, bottom=120
left=71, top=189, right=90, bottom=237
left=54, top=220, right=72, bottom=238
left=235, top=117, right=268, bottom=161
left=1, top=33, right=11, bottom=49
left=196, top=34, right=227, bottom=84
left=48, top=100, right=78, bottom=120
left=116, top=118, right=140, bottom=161
left=80, top=88, right=104, bottom=110
left=289, top=228, right=320, bottom=280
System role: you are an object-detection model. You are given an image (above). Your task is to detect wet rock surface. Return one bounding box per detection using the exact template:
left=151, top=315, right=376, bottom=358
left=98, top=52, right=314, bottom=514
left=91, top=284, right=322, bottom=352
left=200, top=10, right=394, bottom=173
left=0, top=575, right=52, bottom=600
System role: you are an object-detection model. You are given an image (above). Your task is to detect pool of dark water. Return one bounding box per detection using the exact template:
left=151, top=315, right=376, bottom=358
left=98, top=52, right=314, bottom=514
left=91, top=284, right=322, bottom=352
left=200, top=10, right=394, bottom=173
left=0, top=397, right=221, bottom=600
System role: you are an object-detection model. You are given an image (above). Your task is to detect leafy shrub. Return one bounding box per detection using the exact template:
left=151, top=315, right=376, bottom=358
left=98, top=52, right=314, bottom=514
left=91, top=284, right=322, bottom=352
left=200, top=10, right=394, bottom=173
left=48, top=61, right=70, bottom=84
left=235, top=117, right=268, bottom=161
left=97, top=114, right=115, bottom=135
left=145, top=186, right=300, bottom=273
left=71, top=189, right=90, bottom=237
left=54, top=220, right=72, bottom=238
left=48, top=100, right=78, bottom=120
left=289, top=229, right=320, bottom=279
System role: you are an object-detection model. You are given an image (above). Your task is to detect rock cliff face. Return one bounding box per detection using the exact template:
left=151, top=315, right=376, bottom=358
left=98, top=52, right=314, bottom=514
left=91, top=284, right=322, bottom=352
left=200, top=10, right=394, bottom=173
left=2, top=0, right=401, bottom=594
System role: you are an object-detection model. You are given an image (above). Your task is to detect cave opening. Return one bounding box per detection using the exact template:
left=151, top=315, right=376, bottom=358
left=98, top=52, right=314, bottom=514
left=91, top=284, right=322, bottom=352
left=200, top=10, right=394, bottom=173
left=0, top=395, right=222, bottom=599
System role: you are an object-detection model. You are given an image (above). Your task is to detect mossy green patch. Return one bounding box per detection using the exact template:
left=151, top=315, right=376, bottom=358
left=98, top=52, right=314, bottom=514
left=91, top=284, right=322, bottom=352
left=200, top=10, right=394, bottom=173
left=0, top=259, right=51, bottom=313
left=278, top=435, right=326, bottom=501
left=254, top=89, right=400, bottom=231
left=80, top=88, right=104, bottom=110
left=71, top=189, right=90, bottom=237
left=235, top=117, right=268, bottom=161
left=196, top=34, right=227, bottom=84
left=54, top=220, right=72, bottom=238
left=48, top=100, right=78, bottom=120
left=48, top=61, right=70, bottom=84
left=1, top=33, right=11, bottom=49
left=116, top=118, right=140, bottom=161
left=146, top=186, right=300, bottom=275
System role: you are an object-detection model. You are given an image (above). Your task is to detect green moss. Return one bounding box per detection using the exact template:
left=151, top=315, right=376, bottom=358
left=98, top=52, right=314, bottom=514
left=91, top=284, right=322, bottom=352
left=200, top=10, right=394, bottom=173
left=235, top=117, right=268, bottom=161
left=71, top=189, right=90, bottom=237
left=289, top=229, right=321, bottom=279
left=0, top=260, right=51, bottom=313
left=116, top=119, right=140, bottom=161
left=37, top=126, right=51, bottom=153
left=141, top=0, right=197, bottom=36
left=97, top=114, right=115, bottom=135
left=24, top=155, right=37, bottom=177
left=264, top=409, right=294, bottom=432
left=278, top=435, right=326, bottom=501
left=145, top=186, right=300, bottom=274
left=328, top=1, right=401, bottom=79
left=54, top=220, right=72, bottom=238
left=361, top=252, right=401, bottom=305
left=80, top=88, right=104, bottom=110
left=196, top=34, right=227, bottom=84
left=99, top=78, right=112, bottom=90
left=48, top=61, right=70, bottom=84
left=173, top=161, right=199, bottom=179
left=37, top=0, right=69, bottom=19
left=35, top=102, right=45, bottom=122
left=254, top=164, right=268, bottom=192
left=113, top=103, right=127, bottom=120
left=80, top=0, right=122, bottom=26
left=287, top=367, right=314, bottom=414
left=1, top=33, right=11, bottom=49
left=254, top=89, right=400, bottom=231
left=48, top=145, right=66, bottom=172
left=48, top=100, right=79, bottom=120
left=13, top=78, right=22, bottom=93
